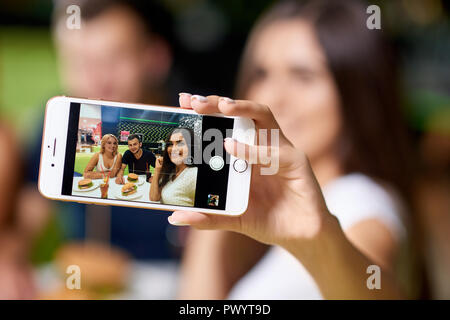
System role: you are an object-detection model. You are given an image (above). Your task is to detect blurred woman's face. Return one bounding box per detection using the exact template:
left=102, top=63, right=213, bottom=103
left=104, top=137, right=118, bottom=154
left=246, top=19, right=342, bottom=161
left=167, top=132, right=189, bottom=166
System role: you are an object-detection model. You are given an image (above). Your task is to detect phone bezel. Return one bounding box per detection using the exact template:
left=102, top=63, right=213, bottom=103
left=38, top=96, right=254, bottom=216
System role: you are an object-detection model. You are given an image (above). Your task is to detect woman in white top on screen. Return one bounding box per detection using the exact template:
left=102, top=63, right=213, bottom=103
left=84, top=134, right=123, bottom=179
left=172, top=0, right=422, bottom=299
left=150, top=128, right=198, bottom=207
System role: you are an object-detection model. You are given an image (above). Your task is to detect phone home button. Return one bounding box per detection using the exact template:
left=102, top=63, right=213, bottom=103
left=233, top=159, right=248, bottom=173
left=209, top=156, right=224, bottom=171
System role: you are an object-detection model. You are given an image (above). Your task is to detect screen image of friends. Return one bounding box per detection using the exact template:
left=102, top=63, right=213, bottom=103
left=62, top=103, right=233, bottom=210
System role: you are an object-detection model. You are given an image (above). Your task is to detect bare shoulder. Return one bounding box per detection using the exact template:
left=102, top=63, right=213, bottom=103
left=188, top=166, right=198, bottom=174
left=87, top=152, right=100, bottom=165
left=185, top=166, right=198, bottom=179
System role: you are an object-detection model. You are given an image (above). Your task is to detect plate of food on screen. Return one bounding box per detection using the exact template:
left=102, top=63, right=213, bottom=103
left=74, top=178, right=99, bottom=192
left=125, top=173, right=146, bottom=186
left=115, top=183, right=142, bottom=200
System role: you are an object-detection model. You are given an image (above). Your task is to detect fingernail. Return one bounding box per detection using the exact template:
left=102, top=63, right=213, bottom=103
left=224, top=137, right=235, bottom=144
left=220, top=97, right=235, bottom=104
left=191, top=95, right=208, bottom=103
left=168, top=216, right=190, bottom=226
left=179, top=92, right=192, bottom=97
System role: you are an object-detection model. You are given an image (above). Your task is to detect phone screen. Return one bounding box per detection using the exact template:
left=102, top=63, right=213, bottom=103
left=61, top=102, right=234, bottom=210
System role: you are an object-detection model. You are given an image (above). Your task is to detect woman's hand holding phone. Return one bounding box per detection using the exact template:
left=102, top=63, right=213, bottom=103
left=173, top=94, right=404, bottom=299
left=153, top=156, right=163, bottom=180
left=170, top=94, right=338, bottom=249
left=155, top=156, right=163, bottom=172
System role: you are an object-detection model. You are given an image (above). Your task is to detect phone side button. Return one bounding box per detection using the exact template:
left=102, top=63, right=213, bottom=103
left=233, top=159, right=248, bottom=173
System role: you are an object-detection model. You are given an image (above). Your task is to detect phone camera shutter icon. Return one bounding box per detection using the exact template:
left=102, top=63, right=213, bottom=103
left=233, top=159, right=248, bottom=173
left=185, top=156, right=194, bottom=165
left=209, top=156, right=224, bottom=171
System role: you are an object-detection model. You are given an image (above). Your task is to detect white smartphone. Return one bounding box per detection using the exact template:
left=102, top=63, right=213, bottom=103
left=38, top=96, right=255, bottom=216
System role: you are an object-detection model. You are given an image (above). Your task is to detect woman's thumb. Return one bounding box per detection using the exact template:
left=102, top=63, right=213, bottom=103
left=168, top=211, right=241, bottom=232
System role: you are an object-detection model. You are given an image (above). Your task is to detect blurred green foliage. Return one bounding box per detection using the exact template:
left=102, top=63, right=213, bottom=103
left=0, top=27, right=61, bottom=140
left=406, top=90, right=450, bottom=134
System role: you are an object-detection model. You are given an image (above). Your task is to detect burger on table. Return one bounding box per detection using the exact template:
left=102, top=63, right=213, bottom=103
left=78, top=179, right=93, bottom=189
left=122, top=183, right=137, bottom=196
left=127, top=173, right=139, bottom=183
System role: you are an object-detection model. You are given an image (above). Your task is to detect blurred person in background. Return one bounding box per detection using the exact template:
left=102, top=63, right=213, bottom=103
left=177, top=0, right=425, bottom=299
left=20, top=0, right=179, bottom=298
left=51, top=0, right=176, bottom=260
left=53, top=0, right=172, bottom=104
left=0, top=121, right=35, bottom=299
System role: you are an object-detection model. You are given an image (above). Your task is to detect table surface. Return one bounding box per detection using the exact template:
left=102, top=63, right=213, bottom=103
left=72, top=175, right=160, bottom=203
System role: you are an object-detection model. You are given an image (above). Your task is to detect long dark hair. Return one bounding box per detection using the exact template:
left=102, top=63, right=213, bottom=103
left=237, top=0, right=414, bottom=196
left=236, top=0, right=426, bottom=297
left=159, top=127, right=197, bottom=189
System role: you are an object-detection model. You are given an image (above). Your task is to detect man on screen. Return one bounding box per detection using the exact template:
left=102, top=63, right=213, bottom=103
left=115, top=134, right=157, bottom=184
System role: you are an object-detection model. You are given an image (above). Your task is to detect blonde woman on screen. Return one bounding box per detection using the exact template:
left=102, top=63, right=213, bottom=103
left=84, top=134, right=122, bottom=179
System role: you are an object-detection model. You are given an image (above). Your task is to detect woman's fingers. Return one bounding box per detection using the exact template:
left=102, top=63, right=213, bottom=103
left=224, top=137, right=276, bottom=166
left=168, top=210, right=241, bottom=232
left=190, top=95, right=221, bottom=114
left=179, top=93, right=291, bottom=148
left=179, top=93, right=281, bottom=129
left=217, top=98, right=280, bottom=131
left=179, top=93, right=221, bottom=113
left=178, top=93, right=192, bottom=109
left=224, top=137, right=307, bottom=178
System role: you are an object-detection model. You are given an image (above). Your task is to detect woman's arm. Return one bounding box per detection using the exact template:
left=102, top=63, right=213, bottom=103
left=176, top=176, right=404, bottom=300
left=178, top=218, right=398, bottom=299
left=179, top=168, right=270, bottom=299
left=115, top=164, right=127, bottom=184
left=0, top=125, right=36, bottom=299
left=109, top=153, right=122, bottom=178
left=83, top=153, right=103, bottom=179
left=0, top=125, right=21, bottom=225
left=169, top=94, right=404, bottom=299
left=284, top=213, right=402, bottom=299
left=149, top=173, right=161, bottom=201
left=149, top=157, right=163, bottom=201
left=178, top=230, right=268, bottom=299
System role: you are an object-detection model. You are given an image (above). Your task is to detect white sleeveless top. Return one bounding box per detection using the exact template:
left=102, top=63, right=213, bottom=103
left=228, top=173, right=408, bottom=300
left=96, top=153, right=118, bottom=173
left=161, top=167, right=198, bottom=207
